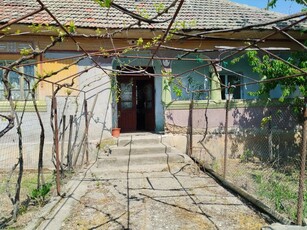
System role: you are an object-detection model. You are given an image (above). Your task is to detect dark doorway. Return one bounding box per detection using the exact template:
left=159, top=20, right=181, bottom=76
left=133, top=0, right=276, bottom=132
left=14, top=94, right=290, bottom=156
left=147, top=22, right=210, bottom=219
left=136, top=80, right=146, bottom=130
left=117, top=71, right=155, bottom=132
left=136, top=79, right=154, bottom=131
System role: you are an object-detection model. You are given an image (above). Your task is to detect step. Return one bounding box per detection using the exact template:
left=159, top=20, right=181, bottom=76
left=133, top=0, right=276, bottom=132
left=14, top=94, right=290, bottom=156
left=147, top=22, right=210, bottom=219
left=91, top=162, right=193, bottom=175
left=117, top=135, right=161, bottom=147
left=97, top=153, right=186, bottom=168
left=110, top=144, right=172, bottom=155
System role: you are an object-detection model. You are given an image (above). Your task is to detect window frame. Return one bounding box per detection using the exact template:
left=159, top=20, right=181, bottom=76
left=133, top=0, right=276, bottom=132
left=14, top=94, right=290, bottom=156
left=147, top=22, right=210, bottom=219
left=0, top=60, right=36, bottom=101
left=220, top=74, right=242, bottom=100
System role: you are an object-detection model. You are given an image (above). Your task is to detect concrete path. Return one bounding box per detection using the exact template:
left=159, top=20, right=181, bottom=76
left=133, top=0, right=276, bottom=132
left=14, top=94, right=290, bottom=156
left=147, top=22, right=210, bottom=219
left=27, top=160, right=268, bottom=230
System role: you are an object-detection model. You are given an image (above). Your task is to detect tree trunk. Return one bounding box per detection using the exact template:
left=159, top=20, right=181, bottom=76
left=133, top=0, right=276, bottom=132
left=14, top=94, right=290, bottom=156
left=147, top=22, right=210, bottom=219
left=12, top=125, right=23, bottom=221
left=297, top=96, right=307, bottom=225
left=31, top=90, right=45, bottom=189
left=2, top=69, right=24, bottom=221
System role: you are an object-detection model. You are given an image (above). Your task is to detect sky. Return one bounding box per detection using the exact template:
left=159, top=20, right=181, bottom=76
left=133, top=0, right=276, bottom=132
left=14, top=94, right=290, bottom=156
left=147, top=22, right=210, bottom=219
left=230, top=0, right=304, bottom=14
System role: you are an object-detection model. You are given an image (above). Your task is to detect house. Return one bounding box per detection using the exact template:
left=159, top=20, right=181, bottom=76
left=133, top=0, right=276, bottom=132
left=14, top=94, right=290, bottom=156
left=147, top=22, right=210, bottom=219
left=0, top=0, right=306, bottom=167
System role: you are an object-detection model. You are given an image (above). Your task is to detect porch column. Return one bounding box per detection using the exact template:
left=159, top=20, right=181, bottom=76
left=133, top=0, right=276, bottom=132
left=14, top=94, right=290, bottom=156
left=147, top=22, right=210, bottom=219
left=161, top=67, right=172, bottom=106
left=162, top=78, right=172, bottom=106
left=211, top=71, right=222, bottom=100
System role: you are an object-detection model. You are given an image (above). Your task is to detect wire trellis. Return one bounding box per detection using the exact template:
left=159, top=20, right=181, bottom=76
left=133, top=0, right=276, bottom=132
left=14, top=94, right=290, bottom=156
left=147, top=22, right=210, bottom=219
left=0, top=0, right=306, bottom=225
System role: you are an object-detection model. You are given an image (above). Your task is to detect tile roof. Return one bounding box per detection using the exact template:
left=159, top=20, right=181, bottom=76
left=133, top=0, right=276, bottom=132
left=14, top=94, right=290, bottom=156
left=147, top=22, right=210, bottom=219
left=0, top=0, right=305, bottom=31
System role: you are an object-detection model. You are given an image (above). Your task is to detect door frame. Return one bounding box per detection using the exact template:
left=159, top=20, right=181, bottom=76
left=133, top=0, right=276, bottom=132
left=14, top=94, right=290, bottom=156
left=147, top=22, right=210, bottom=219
left=116, top=69, right=155, bottom=133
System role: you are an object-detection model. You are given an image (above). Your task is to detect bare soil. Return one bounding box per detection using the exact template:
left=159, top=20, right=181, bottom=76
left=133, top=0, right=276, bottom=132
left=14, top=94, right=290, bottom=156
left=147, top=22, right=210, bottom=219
left=0, top=170, right=54, bottom=229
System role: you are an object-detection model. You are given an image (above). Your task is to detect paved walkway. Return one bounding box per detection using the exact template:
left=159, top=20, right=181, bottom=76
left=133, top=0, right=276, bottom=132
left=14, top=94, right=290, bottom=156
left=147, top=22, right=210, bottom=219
left=26, top=159, right=268, bottom=230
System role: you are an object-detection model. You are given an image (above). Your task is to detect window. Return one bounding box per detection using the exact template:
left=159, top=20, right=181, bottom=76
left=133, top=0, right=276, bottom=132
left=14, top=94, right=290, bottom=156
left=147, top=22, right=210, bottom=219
left=0, top=61, right=35, bottom=100
left=120, top=81, right=133, bottom=109
left=220, top=74, right=241, bottom=99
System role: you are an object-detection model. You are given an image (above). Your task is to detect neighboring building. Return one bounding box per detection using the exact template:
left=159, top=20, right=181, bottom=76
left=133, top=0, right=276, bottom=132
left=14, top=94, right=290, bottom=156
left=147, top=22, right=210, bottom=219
left=0, top=0, right=306, bottom=161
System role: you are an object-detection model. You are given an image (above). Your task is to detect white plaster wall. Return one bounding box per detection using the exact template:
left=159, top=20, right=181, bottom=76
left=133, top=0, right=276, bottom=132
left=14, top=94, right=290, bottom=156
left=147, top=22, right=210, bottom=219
left=0, top=53, right=113, bottom=169
left=0, top=96, right=84, bottom=169
left=78, top=58, right=113, bottom=141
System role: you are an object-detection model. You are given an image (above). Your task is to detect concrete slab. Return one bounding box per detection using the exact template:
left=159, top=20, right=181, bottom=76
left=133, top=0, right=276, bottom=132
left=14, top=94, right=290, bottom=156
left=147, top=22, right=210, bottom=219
left=27, top=161, right=269, bottom=230
left=262, top=223, right=307, bottom=229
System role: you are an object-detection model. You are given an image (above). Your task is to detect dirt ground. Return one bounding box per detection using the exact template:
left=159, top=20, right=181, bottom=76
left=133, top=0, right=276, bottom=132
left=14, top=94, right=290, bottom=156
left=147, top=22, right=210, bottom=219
left=0, top=170, right=57, bottom=229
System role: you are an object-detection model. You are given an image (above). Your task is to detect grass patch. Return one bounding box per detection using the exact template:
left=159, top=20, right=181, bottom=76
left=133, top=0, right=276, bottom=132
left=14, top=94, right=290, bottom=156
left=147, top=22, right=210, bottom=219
left=226, top=159, right=306, bottom=222
left=0, top=170, right=54, bottom=201
left=253, top=169, right=307, bottom=220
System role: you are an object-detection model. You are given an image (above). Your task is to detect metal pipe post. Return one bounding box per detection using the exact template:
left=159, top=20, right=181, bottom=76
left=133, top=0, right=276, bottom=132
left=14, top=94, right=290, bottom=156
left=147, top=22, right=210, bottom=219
left=84, top=99, right=89, bottom=164
left=67, top=115, right=73, bottom=170
left=223, top=94, right=230, bottom=178
left=53, top=96, right=61, bottom=195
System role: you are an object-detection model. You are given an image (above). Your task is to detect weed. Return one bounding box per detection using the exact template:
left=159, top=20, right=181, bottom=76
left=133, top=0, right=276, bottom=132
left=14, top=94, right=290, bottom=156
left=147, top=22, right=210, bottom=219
left=90, top=172, right=101, bottom=188
left=240, top=149, right=254, bottom=163
left=30, top=182, right=52, bottom=206
left=211, top=160, right=220, bottom=173
left=252, top=173, right=262, bottom=184
left=18, top=204, right=28, bottom=215
left=96, top=138, right=116, bottom=150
